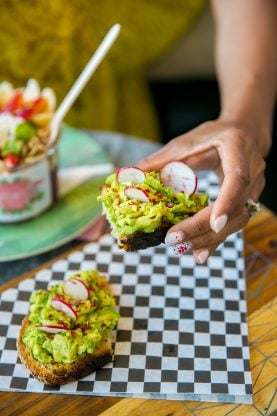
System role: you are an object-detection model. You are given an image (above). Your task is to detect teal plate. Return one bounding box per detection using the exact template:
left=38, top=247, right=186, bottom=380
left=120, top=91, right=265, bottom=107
left=0, top=125, right=111, bottom=262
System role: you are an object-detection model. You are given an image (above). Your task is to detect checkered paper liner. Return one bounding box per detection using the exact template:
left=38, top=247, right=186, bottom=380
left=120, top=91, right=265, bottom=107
left=0, top=173, right=252, bottom=404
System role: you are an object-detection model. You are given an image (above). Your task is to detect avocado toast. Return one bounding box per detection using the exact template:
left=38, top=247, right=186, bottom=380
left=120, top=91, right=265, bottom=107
left=98, top=164, right=209, bottom=251
left=17, top=270, right=119, bottom=386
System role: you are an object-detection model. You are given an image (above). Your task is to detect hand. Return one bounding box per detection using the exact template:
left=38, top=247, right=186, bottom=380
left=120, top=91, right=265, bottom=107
left=137, top=119, right=266, bottom=263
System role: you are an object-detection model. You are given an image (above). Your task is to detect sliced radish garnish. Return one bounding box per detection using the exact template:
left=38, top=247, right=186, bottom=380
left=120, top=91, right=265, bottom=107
left=64, top=278, right=89, bottom=301
left=36, top=325, right=68, bottom=334
left=124, top=186, right=150, bottom=203
left=117, top=166, right=145, bottom=184
left=160, top=161, right=197, bottom=195
left=51, top=297, right=77, bottom=319
left=191, top=175, right=198, bottom=196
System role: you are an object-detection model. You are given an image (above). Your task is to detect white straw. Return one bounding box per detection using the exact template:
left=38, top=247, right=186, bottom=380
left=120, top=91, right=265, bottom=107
left=49, top=24, right=121, bottom=147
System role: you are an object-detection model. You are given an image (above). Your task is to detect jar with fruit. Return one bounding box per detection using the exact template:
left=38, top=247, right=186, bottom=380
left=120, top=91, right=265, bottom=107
left=0, top=79, right=58, bottom=223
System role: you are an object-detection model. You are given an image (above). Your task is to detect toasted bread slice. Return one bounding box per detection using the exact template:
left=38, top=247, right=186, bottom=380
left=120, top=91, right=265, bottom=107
left=117, top=223, right=171, bottom=252
left=17, top=316, right=113, bottom=386
left=98, top=168, right=209, bottom=252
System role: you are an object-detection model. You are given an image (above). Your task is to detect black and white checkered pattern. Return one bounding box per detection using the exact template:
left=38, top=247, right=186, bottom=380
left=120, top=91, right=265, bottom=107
left=0, top=173, right=252, bottom=403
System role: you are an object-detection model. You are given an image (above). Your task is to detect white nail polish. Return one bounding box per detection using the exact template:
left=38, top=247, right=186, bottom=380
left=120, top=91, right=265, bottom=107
left=197, top=249, right=209, bottom=264
left=165, top=231, right=185, bottom=246
left=213, top=214, right=228, bottom=233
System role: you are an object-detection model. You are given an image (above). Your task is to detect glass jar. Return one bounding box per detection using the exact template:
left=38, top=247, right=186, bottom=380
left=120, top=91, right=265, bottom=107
left=0, top=147, right=58, bottom=223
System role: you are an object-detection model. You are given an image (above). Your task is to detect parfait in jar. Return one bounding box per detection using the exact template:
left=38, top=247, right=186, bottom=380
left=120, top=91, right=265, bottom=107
left=0, top=79, right=56, bottom=173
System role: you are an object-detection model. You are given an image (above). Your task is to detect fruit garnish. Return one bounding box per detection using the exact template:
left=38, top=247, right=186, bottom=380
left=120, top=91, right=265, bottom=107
left=30, top=112, right=52, bottom=127
left=22, top=79, right=40, bottom=102
left=41, top=87, right=56, bottom=110
left=15, top=123, right=36, bottom=142
left=0, top=79, right=56, bottom=170
left=1, top=91, right=23, bottom=113
left=2, top=140, right=23, bottom=157
left=4, top=154, right=20, bottom=169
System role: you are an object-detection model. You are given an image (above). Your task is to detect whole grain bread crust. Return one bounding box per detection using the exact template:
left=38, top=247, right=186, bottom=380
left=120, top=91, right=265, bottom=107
left=118, top=223, right=171, bottom=252
left=17, top=316, right=113, bottom=386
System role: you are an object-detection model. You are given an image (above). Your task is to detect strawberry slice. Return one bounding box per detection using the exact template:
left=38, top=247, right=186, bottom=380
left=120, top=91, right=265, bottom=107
left=1, top=91, right=23, bottom=114
left=4, top=154, right=20, bottom=169
left=16, top=97, right=47, bottom=119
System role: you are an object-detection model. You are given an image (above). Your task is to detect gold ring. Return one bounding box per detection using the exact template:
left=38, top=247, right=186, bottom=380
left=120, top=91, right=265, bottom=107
left=246, top=198, right=261, bottom=219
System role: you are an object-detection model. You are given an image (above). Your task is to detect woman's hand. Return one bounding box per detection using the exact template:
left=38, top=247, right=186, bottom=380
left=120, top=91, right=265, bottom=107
left=136, top=119, right=267, bottom=263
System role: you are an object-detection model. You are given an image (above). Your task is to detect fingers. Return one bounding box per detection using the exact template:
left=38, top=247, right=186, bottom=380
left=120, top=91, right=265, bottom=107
left=248, top=160, right=266, bottom=202
left=193, top=245, right=218, bottom=265
left=188, top=207, right=250, bottom=251
left=137, top=130, right=217, bottom=172
left=165, top=199, right=251, bottom=265
left=136, top=139, right=183, bottom=172
left=179, top=147, right=220, bottom=172
left=164, top=205, right=213, bottom=246
left=138, top=123, right=266, bottom=267
left=209, top=131, right=252, bottom=233
left=191, top=206, right=249, bottom=265
left=210, top=131, right=266, bottom=234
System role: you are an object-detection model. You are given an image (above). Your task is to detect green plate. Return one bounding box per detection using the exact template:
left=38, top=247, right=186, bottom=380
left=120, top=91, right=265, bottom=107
left=0, top=125, right=111, bottom=262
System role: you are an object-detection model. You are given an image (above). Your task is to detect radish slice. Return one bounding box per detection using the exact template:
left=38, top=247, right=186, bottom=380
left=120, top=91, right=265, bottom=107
left=64, top=278, right=89, bottom=301
left=36, top=325, right=68, bottom=334
left=124, top=186, right=150, bottom=202
left=51, top=297, right=77, bottom=319
left=191, top=176, right=198, bottom=196
left=160, top=161, right=197, bottom=195
left=117, top=166, right=145, bottom=184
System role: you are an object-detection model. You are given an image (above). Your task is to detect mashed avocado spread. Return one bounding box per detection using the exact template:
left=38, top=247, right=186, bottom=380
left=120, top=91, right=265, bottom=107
left=22, top=270, right=119, bottom=364
left=98, top=171, right=209, bottom=236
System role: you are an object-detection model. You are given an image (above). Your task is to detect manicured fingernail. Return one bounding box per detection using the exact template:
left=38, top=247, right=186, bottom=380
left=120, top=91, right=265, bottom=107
left=172, top=242, right=192, bottom=255
left=197, top=249, right=209, bottom=264
left=213, top=214, right=228, bottom=233
left=165, top=231, right=185, bottom=246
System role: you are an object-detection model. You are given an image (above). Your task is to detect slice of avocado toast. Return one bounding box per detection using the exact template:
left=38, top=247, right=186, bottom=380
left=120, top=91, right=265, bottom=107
left=17, top=270, right=119, bottom=386
left=98, top=166, right=209, bottom=251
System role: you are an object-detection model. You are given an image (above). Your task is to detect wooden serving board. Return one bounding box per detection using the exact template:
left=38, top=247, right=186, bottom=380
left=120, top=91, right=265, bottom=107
left=0, top=208, right=276, bottom=416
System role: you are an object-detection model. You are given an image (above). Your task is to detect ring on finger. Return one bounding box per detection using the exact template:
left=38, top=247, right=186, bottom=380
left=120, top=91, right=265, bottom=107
left=245, top=198, right=261, bottom=219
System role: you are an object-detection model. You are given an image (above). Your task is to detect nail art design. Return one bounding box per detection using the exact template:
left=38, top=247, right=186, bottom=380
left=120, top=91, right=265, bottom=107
left=172, top=242, right=192, bottom=255
left=165, top=231, right=185, bottom=246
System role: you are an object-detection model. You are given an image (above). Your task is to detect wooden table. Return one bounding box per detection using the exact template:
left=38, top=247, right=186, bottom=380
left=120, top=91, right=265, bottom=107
left=0, top=208, right=276, bottom=416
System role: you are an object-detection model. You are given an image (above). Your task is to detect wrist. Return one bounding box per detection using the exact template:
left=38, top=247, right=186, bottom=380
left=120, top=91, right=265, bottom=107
left=219, top=107, right=272, bottom=157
